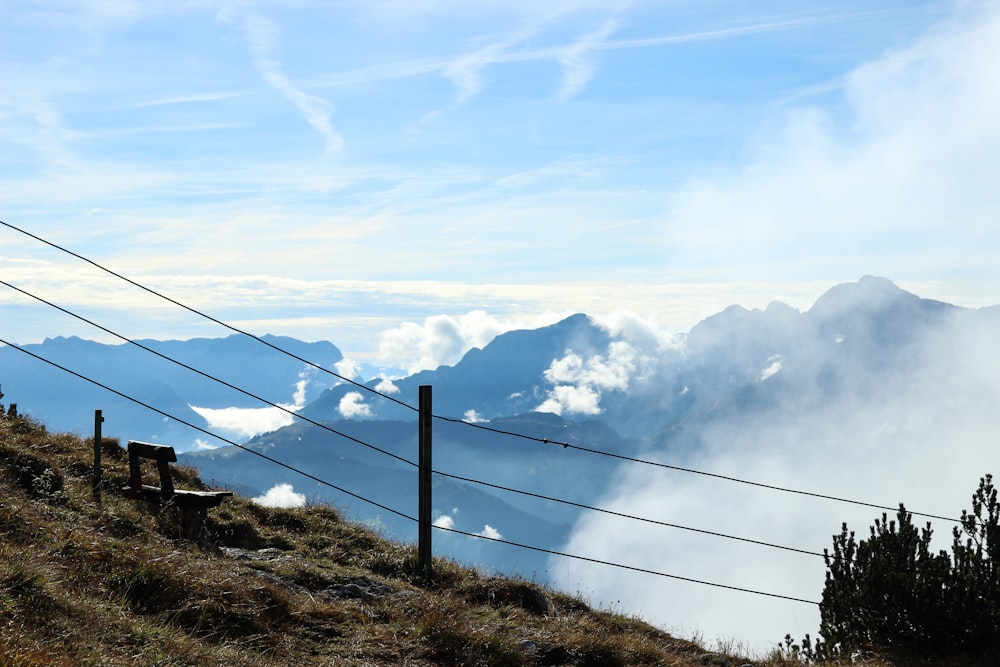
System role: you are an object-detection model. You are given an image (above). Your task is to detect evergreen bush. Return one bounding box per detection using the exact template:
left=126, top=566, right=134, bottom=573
left=786, top=474, right=998, bottom=661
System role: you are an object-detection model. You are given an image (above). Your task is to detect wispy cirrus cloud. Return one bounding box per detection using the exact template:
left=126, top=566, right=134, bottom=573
left=424, top=20, right=545, bottom=119
left=129, top=91, right=246, bottom=108
left=598, top=11, right=874, bottom=51
left=236, top=13, right=344, bottom=152
left=310, top=9, right=875, bottom=111
left=2, top=96, right=80, bottom=169
left=554, top=18, right=619, bottom=100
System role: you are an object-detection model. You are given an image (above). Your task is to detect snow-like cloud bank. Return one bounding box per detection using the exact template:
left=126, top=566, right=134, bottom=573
left=252, top=483, right=307, bottom=508
left=189, top=404, right=296, bottom=439
left=189, top=365, right=316, bottom=444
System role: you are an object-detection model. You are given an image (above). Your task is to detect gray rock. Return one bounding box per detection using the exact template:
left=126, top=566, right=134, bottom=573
left=325, top=576, right=393, bottom=602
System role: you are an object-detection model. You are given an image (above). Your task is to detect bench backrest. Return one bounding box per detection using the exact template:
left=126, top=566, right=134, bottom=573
left=126, top=440, right=178, bottom=500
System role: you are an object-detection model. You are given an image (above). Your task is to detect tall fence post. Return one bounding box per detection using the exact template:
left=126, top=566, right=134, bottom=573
left=418, top=385, right=433, bottom=578
left=93, top=409, right=104, bottom=505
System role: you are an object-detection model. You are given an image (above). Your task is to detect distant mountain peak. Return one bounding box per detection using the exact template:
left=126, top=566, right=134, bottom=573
left=765, top=300, right=799, bottom=315
left=807, top=276, right=911, bottom=319
left=803, top=276, right=958, bottom=350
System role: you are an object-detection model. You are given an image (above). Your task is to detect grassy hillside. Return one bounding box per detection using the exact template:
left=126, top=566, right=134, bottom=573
left=0, top=407, right=875, bottom=667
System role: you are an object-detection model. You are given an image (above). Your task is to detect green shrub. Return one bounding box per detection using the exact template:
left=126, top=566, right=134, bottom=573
left=790, top=474, right=999, bottom=662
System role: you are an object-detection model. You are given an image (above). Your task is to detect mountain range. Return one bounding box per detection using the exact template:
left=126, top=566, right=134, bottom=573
left=3, top=276, right=997, bottom=585
left=0, top=334, right=343, bottom=448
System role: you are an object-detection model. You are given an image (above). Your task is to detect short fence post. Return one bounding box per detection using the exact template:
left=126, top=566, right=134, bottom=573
left=93, top=409, right=104, bottom=504
left=418, top=385, right=433, bottom=578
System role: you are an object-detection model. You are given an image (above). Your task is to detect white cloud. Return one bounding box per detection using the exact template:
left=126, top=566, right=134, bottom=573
left=433, top=514, right=455, bottom=529
left=543, top=352, right=586, bottom=385
left=292, top=377, right=309, bottom=406
left=338, top=391, right=372, bottom=418
left=544, top=341, right=635, bottom=390
left=595, top=312, right=679, bottom=354
left=377, top=310, right=510, bottom=373
left=375, top=376, right=400, bottom=394
left=476, top=524, right=503, bottom=540
left=378, top=315, right=462, bottom=372
left=536, top=384, right=601, bottom=416
left=252, top=483, right=306, bottom=508
left=759, top=356, right=782, bottom=381
left=463, top=409, right=485, bottom=423
left=536, top=341, right=636, bottom=415
left=335, top=357, right=362, bottom=380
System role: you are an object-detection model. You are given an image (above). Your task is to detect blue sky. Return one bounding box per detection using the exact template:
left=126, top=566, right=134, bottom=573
left=3, top=0, right=1000, bottom=371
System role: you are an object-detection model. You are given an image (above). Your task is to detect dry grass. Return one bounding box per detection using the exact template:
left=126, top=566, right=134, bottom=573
left=0, top=410, right=928, bottom=666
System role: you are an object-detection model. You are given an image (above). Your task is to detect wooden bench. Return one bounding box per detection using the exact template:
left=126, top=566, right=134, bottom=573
left=123, top=441, right=233, bottom=539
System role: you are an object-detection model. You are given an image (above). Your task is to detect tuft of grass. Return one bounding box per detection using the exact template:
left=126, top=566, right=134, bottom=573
left=458, top=576, right=553, bottom=615
left=416, top=602, right=526, bottom=667
left=0, top=443, right=66, bottom=503
left=1, top=563, right=54, bottom=611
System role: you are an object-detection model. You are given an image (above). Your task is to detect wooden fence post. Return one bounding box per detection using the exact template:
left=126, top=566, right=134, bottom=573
left=93, top=409, right=104, bottom=504
left=418, top=385, right=433, bottom=578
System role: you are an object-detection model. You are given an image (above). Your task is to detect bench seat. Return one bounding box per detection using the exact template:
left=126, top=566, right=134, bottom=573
left=129, top=484, right=233, bottom=507
left=123, top=440, right=232, bottom=539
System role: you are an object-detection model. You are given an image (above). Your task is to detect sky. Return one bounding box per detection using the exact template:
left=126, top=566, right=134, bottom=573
left=3, top=0, right=1000, bottom=652
left=3, top=0, right=1000, bottom=374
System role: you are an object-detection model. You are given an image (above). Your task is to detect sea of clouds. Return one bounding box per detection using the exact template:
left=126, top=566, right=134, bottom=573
left=545, top=307, right=1000, bottom=653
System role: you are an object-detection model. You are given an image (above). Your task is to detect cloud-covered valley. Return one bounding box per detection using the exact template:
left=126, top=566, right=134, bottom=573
left=548, top=284, right=1000, bottom=650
